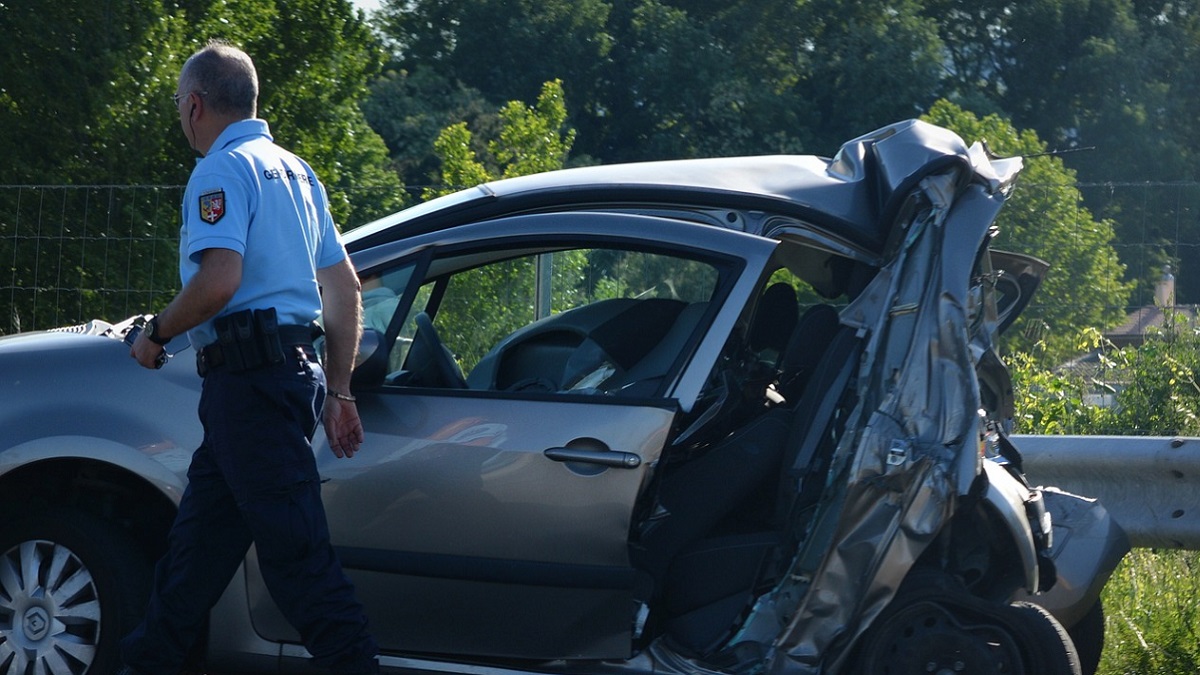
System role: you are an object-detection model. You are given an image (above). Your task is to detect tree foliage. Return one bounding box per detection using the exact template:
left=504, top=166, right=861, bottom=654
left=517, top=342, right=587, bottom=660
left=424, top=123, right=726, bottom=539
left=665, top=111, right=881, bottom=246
left=923, top=101, right=1133, bottom=360
left=374, top=0, right=949, bottom=171
left=1009, top=319, right=1200, bottom=436
left=924, top=0, right=1200, bottom=304
left=0, top=1, right=189, bottom=184
left=12, top=0, right=1200, bottom=334
left=0, top=0, right=403, bottom=227
left=0, top=0, right=405, bottom=332
left=423, top=79, right=576, bottom=199
left=370, top=0, right=1200, bottom=308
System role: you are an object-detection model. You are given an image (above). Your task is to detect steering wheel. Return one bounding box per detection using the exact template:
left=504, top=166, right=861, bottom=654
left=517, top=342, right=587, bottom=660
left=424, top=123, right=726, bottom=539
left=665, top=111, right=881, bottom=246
left=411, top=311, right=468, bottom=389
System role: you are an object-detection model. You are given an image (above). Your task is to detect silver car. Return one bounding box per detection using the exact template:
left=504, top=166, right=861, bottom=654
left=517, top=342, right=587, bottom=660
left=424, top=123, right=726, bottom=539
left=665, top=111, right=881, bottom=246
left=0, top=120, right=1127, bottom=675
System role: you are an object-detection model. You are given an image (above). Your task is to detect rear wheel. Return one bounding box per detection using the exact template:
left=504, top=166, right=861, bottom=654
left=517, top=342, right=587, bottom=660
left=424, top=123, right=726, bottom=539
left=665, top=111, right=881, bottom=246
left=0, top=507, right=151, bottom=674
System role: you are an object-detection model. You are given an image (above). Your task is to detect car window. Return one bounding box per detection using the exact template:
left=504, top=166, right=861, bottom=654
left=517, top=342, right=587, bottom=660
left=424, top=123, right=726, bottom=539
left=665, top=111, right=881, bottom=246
left=385, top=246, right=722, bottom=395
left=351, top=264, right=420, bottom=374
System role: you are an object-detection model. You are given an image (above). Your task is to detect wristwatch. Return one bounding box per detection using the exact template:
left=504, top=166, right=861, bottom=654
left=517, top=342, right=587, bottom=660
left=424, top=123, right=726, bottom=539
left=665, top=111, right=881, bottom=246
left=144, top=315, right=172, bottom=346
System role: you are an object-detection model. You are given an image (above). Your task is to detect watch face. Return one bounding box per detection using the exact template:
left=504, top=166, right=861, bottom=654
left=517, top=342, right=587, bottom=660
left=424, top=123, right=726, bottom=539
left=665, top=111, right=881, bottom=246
left=146, top=317, right=168, bottom=345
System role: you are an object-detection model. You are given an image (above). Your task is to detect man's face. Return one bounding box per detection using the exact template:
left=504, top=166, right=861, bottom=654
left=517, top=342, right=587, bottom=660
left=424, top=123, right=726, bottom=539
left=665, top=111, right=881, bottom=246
left=173, top=79, right=197, bottom=148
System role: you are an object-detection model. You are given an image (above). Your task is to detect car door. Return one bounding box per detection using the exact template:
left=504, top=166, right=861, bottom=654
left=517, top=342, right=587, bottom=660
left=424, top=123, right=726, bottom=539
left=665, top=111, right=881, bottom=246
left=244, top=212, right=777, bottom=660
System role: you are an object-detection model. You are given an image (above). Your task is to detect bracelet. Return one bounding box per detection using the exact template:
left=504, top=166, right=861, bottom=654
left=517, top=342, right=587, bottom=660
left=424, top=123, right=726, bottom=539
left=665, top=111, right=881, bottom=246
left=328, top=390, right=357, bottom=402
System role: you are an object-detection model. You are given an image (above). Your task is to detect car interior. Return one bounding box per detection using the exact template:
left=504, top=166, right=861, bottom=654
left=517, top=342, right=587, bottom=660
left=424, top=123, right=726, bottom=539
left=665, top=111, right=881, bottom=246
left=629, top=282, right=864, bottom=656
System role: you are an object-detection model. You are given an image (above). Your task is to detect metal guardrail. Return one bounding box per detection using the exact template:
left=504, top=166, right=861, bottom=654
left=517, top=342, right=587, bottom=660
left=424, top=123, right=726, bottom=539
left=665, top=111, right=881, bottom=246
left=1015, top=435, right=1200, bottom=550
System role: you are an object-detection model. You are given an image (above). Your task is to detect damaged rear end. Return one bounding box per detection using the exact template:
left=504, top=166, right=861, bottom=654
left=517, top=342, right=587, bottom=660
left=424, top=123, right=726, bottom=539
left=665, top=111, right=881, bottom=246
left=679, top=121, right=1120, bottom=674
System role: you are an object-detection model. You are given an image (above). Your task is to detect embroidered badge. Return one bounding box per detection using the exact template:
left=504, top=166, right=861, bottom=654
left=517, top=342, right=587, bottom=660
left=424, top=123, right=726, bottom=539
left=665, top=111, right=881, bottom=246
left=199, top=189, right=226, bottom=224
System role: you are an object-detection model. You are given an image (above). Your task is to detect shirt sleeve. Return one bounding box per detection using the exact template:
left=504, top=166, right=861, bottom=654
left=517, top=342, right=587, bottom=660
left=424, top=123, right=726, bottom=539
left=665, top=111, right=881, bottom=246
left=183, top=160, right=254, bottom=264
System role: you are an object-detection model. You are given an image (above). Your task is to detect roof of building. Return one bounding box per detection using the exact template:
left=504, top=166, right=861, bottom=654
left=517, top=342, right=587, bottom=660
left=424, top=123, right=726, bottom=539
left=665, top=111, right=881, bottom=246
left=1104, top=304, right=1200, bottom=347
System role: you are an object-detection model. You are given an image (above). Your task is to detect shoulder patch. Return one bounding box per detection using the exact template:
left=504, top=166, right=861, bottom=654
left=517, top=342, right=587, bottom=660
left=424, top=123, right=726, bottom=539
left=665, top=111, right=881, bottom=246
left=199, top=189, right=226, bottom=224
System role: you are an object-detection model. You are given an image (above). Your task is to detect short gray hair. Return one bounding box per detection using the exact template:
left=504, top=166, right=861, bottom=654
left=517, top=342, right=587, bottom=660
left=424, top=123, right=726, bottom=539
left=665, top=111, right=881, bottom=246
left=181, top=40, right=258, bottom=118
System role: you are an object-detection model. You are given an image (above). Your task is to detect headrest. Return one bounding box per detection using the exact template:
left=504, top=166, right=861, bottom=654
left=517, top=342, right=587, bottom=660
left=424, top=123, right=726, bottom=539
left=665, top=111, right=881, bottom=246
left=749, top=282, right=799, bottom=354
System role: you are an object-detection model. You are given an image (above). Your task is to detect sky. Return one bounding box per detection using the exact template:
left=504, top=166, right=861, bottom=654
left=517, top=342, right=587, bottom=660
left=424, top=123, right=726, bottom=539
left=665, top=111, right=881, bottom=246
left=351, top=0, right=382, bottom=13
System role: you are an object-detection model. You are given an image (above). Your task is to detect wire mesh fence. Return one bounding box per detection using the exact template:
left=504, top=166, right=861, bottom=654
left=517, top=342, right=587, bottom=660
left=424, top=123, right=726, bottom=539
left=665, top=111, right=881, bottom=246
left=1, top=185, right=182, bottom=334
left=2, top=181, right=1198, bottom=338
left=0, top=185, right=404, bottom=334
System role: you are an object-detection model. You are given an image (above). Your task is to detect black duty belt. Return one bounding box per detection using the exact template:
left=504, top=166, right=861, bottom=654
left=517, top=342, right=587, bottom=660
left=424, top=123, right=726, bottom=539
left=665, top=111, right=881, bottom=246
left=197, top=324, right=316, bottom=376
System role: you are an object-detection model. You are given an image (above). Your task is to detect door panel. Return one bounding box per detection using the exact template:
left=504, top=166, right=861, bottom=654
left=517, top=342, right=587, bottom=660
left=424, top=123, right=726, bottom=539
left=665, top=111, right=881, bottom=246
left=248, top=392, right=674, bottom=658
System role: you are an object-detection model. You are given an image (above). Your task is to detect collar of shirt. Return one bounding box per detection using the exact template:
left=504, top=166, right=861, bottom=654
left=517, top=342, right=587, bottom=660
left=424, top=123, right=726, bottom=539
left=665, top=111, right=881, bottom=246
left=208, top=118, right=274, bottom=156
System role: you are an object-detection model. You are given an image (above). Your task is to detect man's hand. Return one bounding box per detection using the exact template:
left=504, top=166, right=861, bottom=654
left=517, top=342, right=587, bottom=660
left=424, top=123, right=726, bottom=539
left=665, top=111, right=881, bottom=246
left=130, top=330, right=168, bottom=369
left=323, top=397, right=365, bottom=458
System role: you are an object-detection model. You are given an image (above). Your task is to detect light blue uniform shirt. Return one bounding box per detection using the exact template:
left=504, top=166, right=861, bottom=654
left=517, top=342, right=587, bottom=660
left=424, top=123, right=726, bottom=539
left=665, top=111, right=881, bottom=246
left=180, top=119, right=347, bottom=349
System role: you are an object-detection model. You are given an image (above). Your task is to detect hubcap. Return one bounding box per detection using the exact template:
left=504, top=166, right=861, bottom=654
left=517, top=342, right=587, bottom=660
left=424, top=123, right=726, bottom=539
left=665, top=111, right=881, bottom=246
left=0, top=540, right=100, bottom=673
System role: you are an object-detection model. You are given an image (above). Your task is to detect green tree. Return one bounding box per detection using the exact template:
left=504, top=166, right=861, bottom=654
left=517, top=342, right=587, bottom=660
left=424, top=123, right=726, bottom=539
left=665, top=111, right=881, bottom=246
left=924, top=0, right=1200, bottom=304
left=424, top=79, right=576, bottom=198
left=361, top=66, right=499, bottom=189
left=0, top=0, right=190, bottom=184
left=371, top=0, right=950, bottom=167
left=0, top=0, right=402, bottom=225
left=0, top=0, right=403, bottom=333
left=377, top=0, right=613, bottom=166
left=793, top=0, right=945, bottom=148
left=923, top=100, right=1133, bottom=361
left=419, top=79, right=588, bottom=366
left=378, top=0, right=612, bottom=107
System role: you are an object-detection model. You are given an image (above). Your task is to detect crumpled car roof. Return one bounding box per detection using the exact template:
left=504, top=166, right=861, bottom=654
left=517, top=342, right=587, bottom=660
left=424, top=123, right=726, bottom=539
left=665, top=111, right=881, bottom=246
left=345, top=120, right=1017, bottom=255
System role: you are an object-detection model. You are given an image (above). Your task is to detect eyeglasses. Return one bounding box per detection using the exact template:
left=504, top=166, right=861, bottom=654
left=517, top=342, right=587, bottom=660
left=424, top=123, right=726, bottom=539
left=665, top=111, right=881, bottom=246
left=172, top=90, right=207, bottom=107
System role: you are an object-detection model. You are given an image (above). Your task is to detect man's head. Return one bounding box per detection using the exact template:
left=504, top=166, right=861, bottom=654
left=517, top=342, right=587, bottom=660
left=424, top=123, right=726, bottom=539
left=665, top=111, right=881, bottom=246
left=175, top=40, right=259, bottom=154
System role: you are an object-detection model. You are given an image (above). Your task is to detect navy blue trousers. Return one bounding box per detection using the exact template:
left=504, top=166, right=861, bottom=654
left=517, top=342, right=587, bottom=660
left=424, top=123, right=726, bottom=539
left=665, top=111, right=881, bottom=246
left=121, top=351, right=377, bottom=674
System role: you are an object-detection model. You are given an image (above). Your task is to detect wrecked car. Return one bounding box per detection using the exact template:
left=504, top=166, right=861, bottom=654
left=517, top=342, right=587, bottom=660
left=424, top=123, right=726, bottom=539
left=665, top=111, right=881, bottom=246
left=0, top=119, right=1128, bottom=675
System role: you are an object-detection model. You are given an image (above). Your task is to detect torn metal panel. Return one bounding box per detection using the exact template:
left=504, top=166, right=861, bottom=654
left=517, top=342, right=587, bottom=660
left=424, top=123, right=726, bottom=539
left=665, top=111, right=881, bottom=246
left=762, top=146, right=1031, bottom=672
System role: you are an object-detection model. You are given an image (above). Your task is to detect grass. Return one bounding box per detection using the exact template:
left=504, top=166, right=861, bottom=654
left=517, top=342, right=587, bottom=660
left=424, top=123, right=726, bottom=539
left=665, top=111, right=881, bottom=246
left=1097, top=548, right=1200, bottom=674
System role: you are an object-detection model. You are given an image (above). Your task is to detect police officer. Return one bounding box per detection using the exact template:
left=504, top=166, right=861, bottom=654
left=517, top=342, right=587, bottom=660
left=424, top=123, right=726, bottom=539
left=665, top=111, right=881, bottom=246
left=124, top=40, right=378, bottom=674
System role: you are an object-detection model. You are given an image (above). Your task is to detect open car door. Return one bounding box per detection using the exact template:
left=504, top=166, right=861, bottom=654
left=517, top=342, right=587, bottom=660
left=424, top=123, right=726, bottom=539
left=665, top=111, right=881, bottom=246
left=243, top=211, right=778, bottom=660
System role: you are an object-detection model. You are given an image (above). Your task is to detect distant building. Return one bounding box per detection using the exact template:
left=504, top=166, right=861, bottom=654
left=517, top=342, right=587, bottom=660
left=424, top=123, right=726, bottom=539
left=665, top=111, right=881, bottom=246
left=1103, top=266, right=1199, bottom=348
left=1054, top=267, right=1197, bottom=408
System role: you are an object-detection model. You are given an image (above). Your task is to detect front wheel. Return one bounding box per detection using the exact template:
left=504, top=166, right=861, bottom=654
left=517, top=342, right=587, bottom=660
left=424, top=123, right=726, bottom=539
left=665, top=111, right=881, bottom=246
left=850, top=597, right=1080, bottom=675
left=1065, top=600, right=1105, bottom=675
left=1001, top=601, right=1083, bottom=675
left=0, top=507, right=151, bottom=674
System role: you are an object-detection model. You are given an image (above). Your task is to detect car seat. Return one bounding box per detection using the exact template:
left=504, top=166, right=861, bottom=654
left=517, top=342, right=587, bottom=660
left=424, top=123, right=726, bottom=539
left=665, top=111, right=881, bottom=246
left=776, top=303, right=841, bottom=402
left=600, top=301, right=709, bottom=396
left=748, top=282, right=800, bottom=367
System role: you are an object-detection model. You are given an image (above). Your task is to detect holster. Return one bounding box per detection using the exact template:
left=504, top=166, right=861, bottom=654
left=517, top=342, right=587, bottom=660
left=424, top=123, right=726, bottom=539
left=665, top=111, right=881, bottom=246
left=210, top=308, right=286, bottom=373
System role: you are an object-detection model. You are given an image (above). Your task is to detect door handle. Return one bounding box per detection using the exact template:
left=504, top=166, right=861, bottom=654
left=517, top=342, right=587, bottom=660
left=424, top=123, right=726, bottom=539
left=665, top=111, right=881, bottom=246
left=544, top=447, right=642, bottom=469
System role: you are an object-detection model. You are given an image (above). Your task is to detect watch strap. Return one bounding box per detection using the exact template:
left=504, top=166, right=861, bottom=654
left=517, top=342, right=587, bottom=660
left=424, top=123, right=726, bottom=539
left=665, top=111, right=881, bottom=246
left=147, top=316, right=172, bottom=346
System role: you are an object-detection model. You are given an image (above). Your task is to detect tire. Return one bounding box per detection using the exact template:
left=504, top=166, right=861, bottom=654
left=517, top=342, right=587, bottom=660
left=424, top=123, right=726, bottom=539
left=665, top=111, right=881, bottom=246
left=852, top=599, right=1023, bottom=675
left=1066, top=600, right=1105, bottom=675
left=0, top=507, right=151, bottom=675
left=850, top=598, right=1081, bottom=675
left=1001, top=601, right=1083, bottom=675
